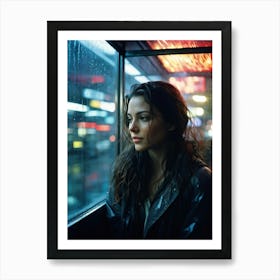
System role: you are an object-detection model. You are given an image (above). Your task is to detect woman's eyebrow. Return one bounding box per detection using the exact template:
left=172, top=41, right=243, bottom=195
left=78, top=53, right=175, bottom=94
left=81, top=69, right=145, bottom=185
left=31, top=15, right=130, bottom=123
left=127, top=110, right=151, bottom=116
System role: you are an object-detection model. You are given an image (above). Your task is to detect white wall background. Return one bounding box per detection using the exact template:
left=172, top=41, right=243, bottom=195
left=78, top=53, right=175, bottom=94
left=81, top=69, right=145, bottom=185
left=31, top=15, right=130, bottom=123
left=0, top=0, right=279, bottom=279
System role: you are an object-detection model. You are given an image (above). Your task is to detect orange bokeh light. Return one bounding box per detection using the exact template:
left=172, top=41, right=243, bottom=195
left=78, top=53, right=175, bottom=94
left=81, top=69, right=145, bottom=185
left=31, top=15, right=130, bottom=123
left=147, top=40, right=212, bottom=73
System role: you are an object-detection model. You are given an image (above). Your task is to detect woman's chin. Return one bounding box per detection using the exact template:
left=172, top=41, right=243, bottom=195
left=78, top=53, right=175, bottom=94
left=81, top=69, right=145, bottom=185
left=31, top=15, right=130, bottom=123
left=134, top=144, right=147, bottom=152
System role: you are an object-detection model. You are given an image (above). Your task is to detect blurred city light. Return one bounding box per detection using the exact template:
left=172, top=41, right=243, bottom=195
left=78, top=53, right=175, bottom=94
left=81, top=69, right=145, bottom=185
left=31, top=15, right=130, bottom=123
left=73, top=141, right=83, bottom=149
left=68, top=102, right=89, bottom=112
left=125, top=61, right=141, bottom=76
left=192, top=95, right=207, bottom=103
left=89, top=100, right=115, bottom=112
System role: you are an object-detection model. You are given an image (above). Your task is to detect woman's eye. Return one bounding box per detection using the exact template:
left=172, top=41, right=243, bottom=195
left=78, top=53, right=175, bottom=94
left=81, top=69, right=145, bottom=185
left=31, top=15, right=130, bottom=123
left=140, top=115, right=150, bottom=121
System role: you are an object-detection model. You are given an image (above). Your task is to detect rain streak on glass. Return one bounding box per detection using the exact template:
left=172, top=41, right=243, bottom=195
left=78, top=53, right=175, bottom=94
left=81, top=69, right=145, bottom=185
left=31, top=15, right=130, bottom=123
left=67, top=40, right=118, bottom=221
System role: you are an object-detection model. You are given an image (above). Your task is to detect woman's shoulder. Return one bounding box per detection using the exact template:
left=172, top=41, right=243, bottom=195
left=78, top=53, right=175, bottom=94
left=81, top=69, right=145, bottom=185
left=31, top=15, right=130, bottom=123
left=177, top=152, right=210, bottom=172
left=194, top=164, right=212, bottom=178
left=190, top=164, right=212, bottom=191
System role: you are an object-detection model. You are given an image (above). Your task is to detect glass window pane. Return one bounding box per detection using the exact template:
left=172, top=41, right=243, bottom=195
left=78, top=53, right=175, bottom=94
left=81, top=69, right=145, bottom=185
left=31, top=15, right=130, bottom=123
left=125, top=50, right=212, bottom=167
left=68, top=40, right=118, bottom=222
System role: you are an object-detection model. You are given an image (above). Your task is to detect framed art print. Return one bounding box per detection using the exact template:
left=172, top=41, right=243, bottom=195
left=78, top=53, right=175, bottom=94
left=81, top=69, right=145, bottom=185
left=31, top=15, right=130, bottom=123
left=47, top=21, right=231, bottom=259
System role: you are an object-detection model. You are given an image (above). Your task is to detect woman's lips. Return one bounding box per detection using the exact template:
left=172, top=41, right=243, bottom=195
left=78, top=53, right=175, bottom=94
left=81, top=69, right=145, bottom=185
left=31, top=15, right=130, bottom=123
left=132, top=137, right=143, bottom=143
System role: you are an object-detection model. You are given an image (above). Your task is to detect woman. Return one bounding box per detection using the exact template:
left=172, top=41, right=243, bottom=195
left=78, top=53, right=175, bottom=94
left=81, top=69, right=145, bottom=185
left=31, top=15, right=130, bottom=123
left=106, top=81, right=212, bottom=239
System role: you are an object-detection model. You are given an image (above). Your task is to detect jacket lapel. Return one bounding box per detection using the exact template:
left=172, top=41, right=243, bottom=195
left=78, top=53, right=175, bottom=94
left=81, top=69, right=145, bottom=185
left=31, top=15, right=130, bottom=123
left=143, top=179, right=180, bottom=237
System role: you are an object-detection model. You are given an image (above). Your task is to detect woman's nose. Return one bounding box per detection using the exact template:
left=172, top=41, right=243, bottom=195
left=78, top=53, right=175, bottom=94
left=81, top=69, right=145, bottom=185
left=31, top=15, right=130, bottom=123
left=129, top=120, right=139, bottom=132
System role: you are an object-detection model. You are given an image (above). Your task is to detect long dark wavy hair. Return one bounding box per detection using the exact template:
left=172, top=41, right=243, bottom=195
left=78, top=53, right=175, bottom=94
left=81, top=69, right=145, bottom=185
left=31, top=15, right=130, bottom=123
left=111, top=81, right=205, bottom=204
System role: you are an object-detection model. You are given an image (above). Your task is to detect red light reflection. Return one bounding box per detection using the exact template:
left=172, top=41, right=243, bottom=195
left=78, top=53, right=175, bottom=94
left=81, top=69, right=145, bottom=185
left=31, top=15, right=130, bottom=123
left=77, top=122, right=111, bottom=131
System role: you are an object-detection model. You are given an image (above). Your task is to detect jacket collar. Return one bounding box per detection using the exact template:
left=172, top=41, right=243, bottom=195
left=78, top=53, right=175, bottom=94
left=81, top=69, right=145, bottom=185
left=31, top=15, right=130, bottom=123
left=143, top=178, right=179, bottom=237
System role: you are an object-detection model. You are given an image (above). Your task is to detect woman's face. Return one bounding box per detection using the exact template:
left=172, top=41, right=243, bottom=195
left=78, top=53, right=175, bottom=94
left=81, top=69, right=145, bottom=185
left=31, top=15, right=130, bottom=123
left=127, top=95, right=170, bottom=152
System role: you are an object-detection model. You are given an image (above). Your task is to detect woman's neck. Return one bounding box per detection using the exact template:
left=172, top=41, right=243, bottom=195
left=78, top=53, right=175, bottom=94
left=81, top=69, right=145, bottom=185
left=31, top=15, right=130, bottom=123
left=147, top=147, right=168, bottom=201
left=148, top=147, right=166, bottom=173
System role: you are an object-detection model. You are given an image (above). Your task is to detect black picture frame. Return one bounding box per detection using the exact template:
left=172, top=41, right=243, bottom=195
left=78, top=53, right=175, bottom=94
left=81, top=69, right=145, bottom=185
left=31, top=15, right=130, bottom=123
left=47, top=21, right=231, bottom=259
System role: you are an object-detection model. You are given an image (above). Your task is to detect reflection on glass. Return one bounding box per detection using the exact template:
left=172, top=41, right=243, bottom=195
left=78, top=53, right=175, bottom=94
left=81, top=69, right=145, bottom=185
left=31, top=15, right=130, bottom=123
left=68, top=41, right=118, bottom=222
left=125, top=50, right=212, bottom=167
left=124, top=56, right=212, bottom=133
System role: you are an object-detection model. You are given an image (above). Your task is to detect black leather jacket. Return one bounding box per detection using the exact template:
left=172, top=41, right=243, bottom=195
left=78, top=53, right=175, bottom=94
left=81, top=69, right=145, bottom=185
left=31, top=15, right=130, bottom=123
left=106, top=163, right=212, bottom=239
